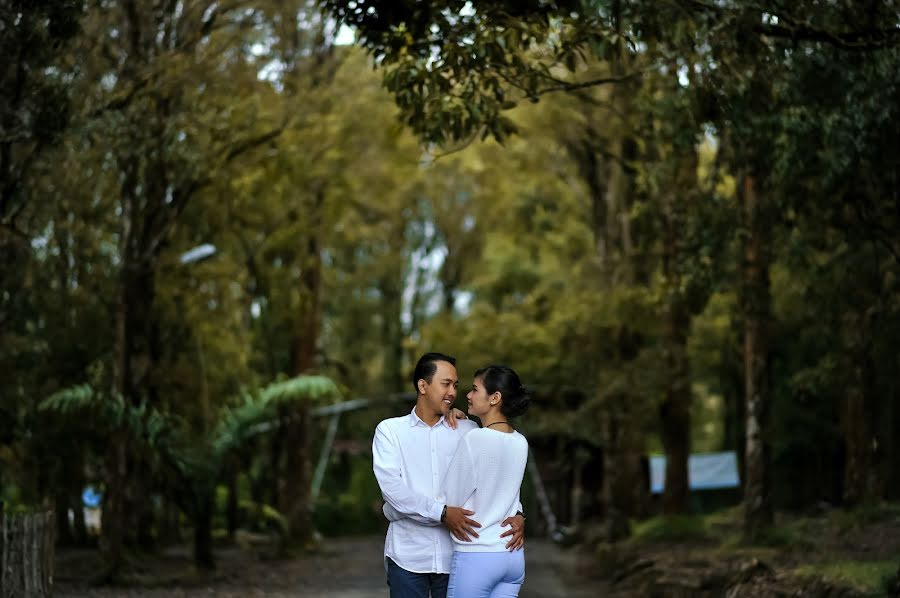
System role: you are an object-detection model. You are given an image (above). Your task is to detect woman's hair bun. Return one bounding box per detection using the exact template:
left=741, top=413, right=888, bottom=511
left=475, top=365, right=530, bottom=419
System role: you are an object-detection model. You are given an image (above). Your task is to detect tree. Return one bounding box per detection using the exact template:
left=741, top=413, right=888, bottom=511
left=40, top=375, right=340, bottom=568
left=0, top=1, right=85, bottom=500
left=322, top=1, right=900, bottom=145
left=322, top=0, right=900, bottom=535
left=0, top=0, right=82, bottom=229
left=56, top=0, right=326, bottom=575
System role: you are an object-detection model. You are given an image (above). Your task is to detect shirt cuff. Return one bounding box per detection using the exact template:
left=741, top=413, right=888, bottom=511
left=429, top=501, right=445, bottom=523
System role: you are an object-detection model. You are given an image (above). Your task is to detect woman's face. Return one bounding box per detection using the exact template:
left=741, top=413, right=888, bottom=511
left=466, top=376, right=494, bottom=418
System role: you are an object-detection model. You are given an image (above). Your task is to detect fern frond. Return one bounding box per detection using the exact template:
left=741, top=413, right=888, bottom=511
left=258, top=375, right=341, bottom=406
left=39, top=384, right=126, bottom=426
left=213, top=398, right=272, bottom=457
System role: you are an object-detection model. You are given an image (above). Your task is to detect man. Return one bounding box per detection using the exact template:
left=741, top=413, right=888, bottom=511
left=373, top=352, right=525, bottom=598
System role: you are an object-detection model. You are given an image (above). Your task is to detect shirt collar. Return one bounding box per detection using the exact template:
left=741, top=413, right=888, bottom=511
left=408, top=406, right=449, bottom=428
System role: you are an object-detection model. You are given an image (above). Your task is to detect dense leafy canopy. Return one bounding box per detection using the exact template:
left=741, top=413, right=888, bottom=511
left=0, top=0, right=898, bottom=578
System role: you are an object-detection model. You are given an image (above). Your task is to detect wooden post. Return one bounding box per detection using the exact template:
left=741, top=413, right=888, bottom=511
left=1, top=509, right=55, bottom=598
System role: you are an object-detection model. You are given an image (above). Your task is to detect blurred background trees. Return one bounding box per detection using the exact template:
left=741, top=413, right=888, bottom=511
left=1, top=0, right=899, bottom=581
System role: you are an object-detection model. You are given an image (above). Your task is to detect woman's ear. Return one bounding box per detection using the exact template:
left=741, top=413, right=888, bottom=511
left=490, top=392, right=502, bottom=406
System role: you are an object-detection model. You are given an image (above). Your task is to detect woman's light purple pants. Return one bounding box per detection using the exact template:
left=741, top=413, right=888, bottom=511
left=447, top=550, right=525, bottom=598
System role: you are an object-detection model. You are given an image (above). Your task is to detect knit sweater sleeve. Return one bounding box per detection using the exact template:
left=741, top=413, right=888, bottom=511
left=442, top=435, right=477, bottom=507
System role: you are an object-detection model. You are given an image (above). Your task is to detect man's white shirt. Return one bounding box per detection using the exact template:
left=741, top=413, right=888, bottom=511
left=372, top=407, right=478, bottom=573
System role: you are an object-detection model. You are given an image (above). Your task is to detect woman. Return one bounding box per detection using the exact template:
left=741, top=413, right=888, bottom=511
left=442, top=365, right=530, bottom=598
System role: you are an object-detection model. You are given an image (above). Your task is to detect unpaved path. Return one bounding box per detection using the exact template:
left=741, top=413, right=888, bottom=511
left=56, top=536, right=606, bottom=597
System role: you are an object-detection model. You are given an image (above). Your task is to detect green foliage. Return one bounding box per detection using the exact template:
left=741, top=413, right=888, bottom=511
left=793, top=560, right=899, bottom=595
left=322, top=1, right=900, bottom=145
left=257, top=376, right=342, bottom=406
left=2, top=0, right=900, bottom=575
left=39, top=385, right=175, bottom=452
left=747, top=524, right=815, bottom=550
left=324, top=0, right=593, bottom=144
left=0, top=0, right=84, bottom=217
left=314, top=456, right=384, bottom=536
left=631, top=515, right=710, bottom=543
left=214, top=375, right=342, bottom=458
left=828, top=503, right=900, bottom=532
left=238, top=500, right=290, bottom=539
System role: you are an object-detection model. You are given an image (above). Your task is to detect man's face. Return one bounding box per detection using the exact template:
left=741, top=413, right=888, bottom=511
left=418, top=360, right=459, bottom=417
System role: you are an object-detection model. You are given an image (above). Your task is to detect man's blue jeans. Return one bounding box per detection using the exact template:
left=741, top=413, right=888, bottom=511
left=386, top=557, right=449, bottom=598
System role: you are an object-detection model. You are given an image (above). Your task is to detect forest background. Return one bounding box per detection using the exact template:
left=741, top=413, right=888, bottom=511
left=2, top=0, right=899, bottom=593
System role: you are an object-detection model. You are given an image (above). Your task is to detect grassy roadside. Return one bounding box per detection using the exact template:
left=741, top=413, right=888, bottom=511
left=596, top=502, right=900, bottom=596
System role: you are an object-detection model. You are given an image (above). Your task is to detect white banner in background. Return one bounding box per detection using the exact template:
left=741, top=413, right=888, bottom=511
left=649, top=451, right=740, bottom=494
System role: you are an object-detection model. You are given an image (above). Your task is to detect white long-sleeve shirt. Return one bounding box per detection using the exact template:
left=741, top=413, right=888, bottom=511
left=372, top=407, right=478, bottom=573
left=440, top=428, right=529, bottom=552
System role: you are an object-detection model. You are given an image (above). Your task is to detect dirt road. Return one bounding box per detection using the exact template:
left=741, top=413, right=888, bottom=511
left=56, top=535, right=606, bottom=597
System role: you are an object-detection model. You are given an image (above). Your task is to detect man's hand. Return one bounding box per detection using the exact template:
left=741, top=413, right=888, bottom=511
left=446, top=408, right=467, bottom=429
left=443, top=506, right=481, bottom=541
left=500, top=514, right=525, bottom=550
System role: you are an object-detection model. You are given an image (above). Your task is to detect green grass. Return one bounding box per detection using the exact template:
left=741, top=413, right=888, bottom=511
left=793, top=560, right=899, bottom=595
left=703, top=505, right=742, bottom=528
left=750, top=521, right=817, bottom=549
left=631, top=515, right=710, bottom=543
left=829, top=502, right=900, bottom=532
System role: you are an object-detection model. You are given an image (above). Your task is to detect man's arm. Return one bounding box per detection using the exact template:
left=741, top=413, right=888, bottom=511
left=500, top=494, right=526, bottom=550
left=383, top=500, right=441, bottom=526
left=373, top=423, right=445, bottom=522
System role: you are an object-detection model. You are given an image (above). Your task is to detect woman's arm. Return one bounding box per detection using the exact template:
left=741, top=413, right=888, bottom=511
left=441, top=437, right=477, bottom=511
left=439, top=437, right=481, bottom=541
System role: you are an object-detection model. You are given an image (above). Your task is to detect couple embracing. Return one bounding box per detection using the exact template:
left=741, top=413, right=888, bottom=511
left=373, top=352, right=531, bottom=598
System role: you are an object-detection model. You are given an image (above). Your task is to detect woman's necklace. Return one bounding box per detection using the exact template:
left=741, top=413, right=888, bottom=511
left=486, top=421, right=512, bottom=429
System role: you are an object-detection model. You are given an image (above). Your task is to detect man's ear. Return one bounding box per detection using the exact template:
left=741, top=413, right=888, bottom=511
left=417, top=379, right=426, bottom=395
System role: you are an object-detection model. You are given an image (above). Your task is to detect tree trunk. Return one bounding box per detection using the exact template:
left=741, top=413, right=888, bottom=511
left=381, top=275, right=405, bottom=394
left=282, top=224, right=322, bottom=545
left=290, top=232, right=321, bottom=377
left=890, top=380, right=900, bottom=501
left=71, top=489, right=87, bottom=546
left=192, top=494, right=215, bottom=570
left=602, top=402, right=647, bottom=539
left=660, top=308, right=692, bottom=515
left=158, top=499, right=181, bottom=546
left=1, top=510, right=55, bottom=598
left=55, top=494, right=74, bottom=547
left=843, top=373, right=868, bottom=506
left=596, top=0, right=647, bottom=537
left=843, top=326, right=884, bottom=505
left=569, top=447, right=586, bottom=527
left=281, top=407, right=314, bottom=546
left=601, top=405, right=632, bottom=541
left=103, top=254, right=156, bottom=576
left=601, top=327, right=648, bottom=539
left=226, top=464, right=239, bottom=540
left=660, top=180, right=693, bottom=514
left=100, top=430, right=128, bottom=579
left=740, top=175, right=773, bottom=541
left=269, top=428, right=283, bottom=509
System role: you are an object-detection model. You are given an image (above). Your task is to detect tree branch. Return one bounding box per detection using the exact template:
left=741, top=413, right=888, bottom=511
left=142, top=123, right=288, bottom=262
left=534, top=70, right=646, bottom=95
left=683, top=0, right=900, bottom=50
left=753, top=21, right=900, bottom=50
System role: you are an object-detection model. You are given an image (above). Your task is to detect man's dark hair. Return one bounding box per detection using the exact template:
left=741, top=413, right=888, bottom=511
left=412, top=352, right=456, bottom=394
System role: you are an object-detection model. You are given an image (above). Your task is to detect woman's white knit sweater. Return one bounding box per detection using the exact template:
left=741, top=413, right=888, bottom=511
left=440, top=427, right=528, bottom=552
